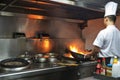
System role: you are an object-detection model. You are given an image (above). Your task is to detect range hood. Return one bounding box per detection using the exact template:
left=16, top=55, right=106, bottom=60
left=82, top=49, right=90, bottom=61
left=0, top=0, right=119, bottom=20
left=75, top=0, right=120, bottom=15
left=0, top=0, right=104, bottom=20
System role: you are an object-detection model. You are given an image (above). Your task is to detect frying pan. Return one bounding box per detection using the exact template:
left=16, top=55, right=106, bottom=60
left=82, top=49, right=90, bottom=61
left=0, top=58, right=30, bottom=71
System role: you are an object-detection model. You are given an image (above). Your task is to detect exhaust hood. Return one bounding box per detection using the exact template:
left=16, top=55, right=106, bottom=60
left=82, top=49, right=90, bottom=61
left=0, top=0, right=104, bottom=20
left=0, top=0, right=119, bottom=20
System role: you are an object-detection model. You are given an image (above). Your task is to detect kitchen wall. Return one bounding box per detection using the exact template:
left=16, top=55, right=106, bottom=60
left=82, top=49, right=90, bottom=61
left=83, top=16, right=120, bottom=49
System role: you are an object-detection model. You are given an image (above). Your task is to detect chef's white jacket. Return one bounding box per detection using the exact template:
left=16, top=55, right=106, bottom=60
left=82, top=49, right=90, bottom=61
left=93, top=25, right=120, bottom=57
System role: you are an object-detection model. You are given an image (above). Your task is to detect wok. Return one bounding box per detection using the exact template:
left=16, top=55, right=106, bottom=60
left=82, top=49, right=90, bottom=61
left=65, top=49, right=90, bottom=62
left=71, top=51, right=90, bottom=61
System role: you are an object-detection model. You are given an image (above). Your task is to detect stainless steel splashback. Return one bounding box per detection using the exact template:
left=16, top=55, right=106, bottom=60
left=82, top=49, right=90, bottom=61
left=0, top=16, right=18, bottom=38
left=0, top=39, right=26, bottom=61
left=0, top=13, right=44, bottom=60
left=0, top=15, right=42, bottom=38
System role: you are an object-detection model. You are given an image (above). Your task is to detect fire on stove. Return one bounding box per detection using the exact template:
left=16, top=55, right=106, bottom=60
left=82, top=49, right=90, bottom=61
left=63, top=42, right=92, bottom=62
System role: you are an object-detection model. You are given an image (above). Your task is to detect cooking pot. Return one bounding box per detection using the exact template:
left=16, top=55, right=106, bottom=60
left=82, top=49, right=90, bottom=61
left=47, top=54, right=59, bottom=63
left=34, top=53, right=47, bottom=63
left=38, top=57, right=47, bottom=63
left=19, top=51, right=33, bottom=64
left=48, top=57, right=58, bottom=63
left=0, top=58, right=30, bottom=71
left=47, top=53, right=58, bottom=57
left=34, top=54, right=43, bottom=59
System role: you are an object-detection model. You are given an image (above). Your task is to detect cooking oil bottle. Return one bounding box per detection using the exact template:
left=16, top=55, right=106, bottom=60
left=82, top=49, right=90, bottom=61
left=101, top=58, right=106, bottom=75
left=113, top=56, right=118, bottom=64
left=96, top=59, right=102, bottom=74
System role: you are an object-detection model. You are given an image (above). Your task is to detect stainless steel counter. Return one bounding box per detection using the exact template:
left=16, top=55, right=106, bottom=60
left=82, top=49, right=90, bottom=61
left=0, top=63, right=78, bottom=80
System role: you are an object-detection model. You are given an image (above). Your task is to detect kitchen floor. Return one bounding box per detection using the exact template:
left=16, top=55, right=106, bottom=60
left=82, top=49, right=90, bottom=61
left=79, top=76, right=99, bottom=80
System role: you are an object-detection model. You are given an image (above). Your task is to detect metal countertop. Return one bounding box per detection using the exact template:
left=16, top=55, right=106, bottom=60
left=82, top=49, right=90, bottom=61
left=0, top=63, right=68, bottom=80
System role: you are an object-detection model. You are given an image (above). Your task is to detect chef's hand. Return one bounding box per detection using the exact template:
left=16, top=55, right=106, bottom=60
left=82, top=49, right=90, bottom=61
left=84, top=52, right=92, bottom=58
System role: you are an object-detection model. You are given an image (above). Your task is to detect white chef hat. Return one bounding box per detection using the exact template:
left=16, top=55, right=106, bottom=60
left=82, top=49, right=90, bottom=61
left=104, top=1, right=118, bottom=17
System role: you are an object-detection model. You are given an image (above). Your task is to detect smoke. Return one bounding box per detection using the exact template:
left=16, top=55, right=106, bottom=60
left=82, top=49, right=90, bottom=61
left=48, top=19, right=86, bottom=52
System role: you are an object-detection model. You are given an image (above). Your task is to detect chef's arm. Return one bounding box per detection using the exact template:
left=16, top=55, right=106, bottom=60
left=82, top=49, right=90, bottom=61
left=85, top=45, right=100, bottom=58
left=91, top=45, right=100, bottom=55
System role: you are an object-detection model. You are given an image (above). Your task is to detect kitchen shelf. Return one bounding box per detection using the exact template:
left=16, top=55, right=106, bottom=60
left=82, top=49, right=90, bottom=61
left=0, top=0, right=104, bottom=20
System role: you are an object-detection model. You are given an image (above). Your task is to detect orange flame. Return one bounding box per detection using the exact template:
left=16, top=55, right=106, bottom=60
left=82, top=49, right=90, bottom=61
left=68, top=43, right=86, bottom=54
left=27, top=14, right=45, bottom=19
left=69, top=45, right=78, bottom=53
left=33, top=38, right=53, bottom=53
left=69, top=45, right=85, bottom=55
left=42, top=38, right=51, bottom=52
left=64, top=53, right=73, bottom=58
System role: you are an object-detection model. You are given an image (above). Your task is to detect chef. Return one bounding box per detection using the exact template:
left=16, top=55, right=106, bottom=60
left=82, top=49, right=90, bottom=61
left=85, top=1, right=120, bottom=65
